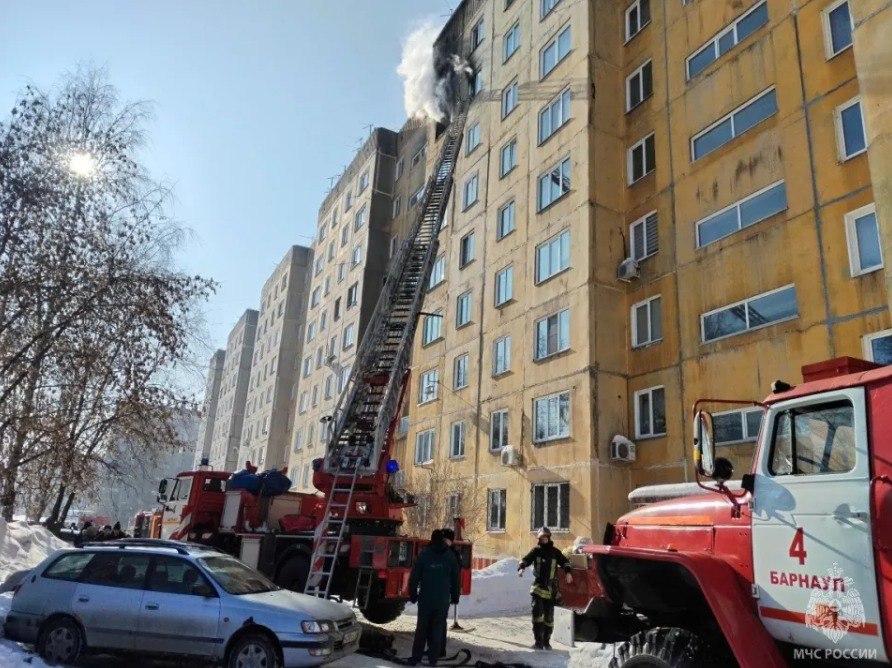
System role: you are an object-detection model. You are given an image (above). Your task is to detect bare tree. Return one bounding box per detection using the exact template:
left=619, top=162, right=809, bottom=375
left=402, top=461, right=487, bottom=541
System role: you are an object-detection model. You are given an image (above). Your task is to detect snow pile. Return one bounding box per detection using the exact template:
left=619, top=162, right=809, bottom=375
left=1, top=591, right=52, bottom=666
left=0, top=518, right=67, bottom=583
left=569, top=642, right=614, bottom=667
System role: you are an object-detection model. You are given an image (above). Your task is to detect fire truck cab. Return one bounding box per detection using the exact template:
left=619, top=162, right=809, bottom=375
left=562, top=357, right=892, bottom=666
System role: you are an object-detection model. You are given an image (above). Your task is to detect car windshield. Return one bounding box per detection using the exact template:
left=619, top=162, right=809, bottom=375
left=198, top=556, right=280, bottom=595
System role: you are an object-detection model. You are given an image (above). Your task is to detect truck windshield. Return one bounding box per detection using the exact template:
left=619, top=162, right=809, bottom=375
left=198, top=556, right=280, bottom=595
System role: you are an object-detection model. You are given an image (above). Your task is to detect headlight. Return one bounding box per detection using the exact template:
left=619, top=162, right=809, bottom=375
left=301, top=620, right=333, bottom=633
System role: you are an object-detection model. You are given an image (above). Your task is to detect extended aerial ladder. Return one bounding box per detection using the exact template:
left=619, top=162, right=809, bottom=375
left=305, top=103, right=469, bottom=599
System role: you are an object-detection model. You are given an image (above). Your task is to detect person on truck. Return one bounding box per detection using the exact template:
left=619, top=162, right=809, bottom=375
left=517, top=526, right=573, bottom=650
left=408, top=530, right=460, bottom=667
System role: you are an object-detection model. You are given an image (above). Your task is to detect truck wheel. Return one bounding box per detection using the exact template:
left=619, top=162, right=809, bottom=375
left=275, top=554, right=309, bottom=593
left=361, top=598, right=406, bottom=624
left=610, top=628, right=707, bottom=668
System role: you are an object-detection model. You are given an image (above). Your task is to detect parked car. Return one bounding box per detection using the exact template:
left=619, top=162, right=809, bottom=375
left=0, top=569, right=31, bottom=594
left=3, top=539, right=361, bottom=667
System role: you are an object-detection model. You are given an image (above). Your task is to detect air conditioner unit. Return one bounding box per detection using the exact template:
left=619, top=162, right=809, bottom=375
left=500, top=445, right=521, bottom=467
left=617, top=257, right=640, bottom=282
left=610, top=435, right=637, bottom=463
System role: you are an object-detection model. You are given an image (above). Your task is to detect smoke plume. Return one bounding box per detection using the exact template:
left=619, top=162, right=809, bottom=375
left=397, top=21, right=450, bottom=123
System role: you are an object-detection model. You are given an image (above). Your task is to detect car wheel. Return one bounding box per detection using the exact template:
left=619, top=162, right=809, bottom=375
left=228, top=632, right=281, bottom=668
left=610, top=628, right=708, bottom=668
left=37, top=617, right=83, bottom=666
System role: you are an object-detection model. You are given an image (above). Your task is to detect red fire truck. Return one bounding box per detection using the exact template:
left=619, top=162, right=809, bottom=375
left=561, top=356, right=892, bottom=666
left=157, top=101, right=471, bottom=624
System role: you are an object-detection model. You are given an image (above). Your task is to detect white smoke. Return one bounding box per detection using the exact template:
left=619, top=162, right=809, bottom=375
left=397, top=20, right=463, bottom=123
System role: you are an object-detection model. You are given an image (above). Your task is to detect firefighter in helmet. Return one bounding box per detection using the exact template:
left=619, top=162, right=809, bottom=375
left=517, top=526, right=573, bottom=650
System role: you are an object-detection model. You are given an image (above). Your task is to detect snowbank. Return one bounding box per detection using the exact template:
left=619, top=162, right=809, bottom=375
left=1, top=591, right=53, bottom=667
left=569, top=642, right=614, bottom=667
left=0, top=518, right=67, bottom=583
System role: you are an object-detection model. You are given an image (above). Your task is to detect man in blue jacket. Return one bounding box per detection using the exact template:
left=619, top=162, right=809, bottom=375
left=408, top=530, right=460, bottom=666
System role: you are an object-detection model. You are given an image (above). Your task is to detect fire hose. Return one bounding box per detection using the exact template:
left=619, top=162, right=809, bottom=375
left=358, top=627, right=533, bottom=668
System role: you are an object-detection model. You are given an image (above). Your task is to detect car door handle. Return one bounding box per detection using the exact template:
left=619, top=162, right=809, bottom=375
left=77, top=596, right=89, bottom=603
left=834, top=509, right=868, bottom=521
left=145, top=603, right=159, bottom=610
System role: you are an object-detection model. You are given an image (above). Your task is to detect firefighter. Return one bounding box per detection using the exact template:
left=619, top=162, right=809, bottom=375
left=437, top=528, right=463, bottom=659
left=408, top=530, right=460, bottom=666
left=517, top=526, right=573, bottom=650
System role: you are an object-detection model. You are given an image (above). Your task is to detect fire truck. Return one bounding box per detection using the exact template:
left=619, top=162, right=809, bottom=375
left=561, top=356, right=892, bottom=666
left=156, top=101, right=471, bottom=625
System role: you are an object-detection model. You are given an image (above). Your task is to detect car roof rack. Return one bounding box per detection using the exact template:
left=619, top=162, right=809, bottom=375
left=82, top=538, right=225, bottom=556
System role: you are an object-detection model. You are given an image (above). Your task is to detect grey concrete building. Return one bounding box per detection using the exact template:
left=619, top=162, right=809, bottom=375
left=193, top=349, right=226, bottom=468
left=241, top=246, right=312, bottom=470
left=209, top=309, right=258, bottom=472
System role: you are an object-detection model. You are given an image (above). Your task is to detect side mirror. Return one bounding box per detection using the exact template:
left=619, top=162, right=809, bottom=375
left=694, top=411, right=715, bottom=478
left=713, top=457, right=734, bottom=484
left=158, top=479, right=168, bottom=502
left=192, top=584, right=215, bottom=597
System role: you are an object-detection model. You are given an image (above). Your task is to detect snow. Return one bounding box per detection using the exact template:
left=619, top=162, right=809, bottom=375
left=0, top=518, right=67, bottom=583
left=0, top=591, right=52, bottom=667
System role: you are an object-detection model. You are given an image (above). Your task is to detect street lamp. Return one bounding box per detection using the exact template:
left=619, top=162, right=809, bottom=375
left=68, top=151, right=97, bottom=179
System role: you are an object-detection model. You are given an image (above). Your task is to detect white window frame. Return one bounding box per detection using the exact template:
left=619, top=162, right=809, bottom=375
left=352, top=245, right=362, bottom=267
left=845, top=203, right=883, bottom=277
left=411, top=145, right=427, bottom=169
left=502, top=80, right=519, bottom=118
left=500, top=139, right=518, bottom=177
left=429, top=255, right=446, bottom=288
left=685, top=1, right=769, bottom=80
left=456, top=291, right=472, bottom=328
left=504, top=22, right=520, bottom=62
left=418, top=368, right=439, bottom=405
left=534, top=309, right=570, bottom=360
left=487, top=489, right=507, bottom=532
left=695, top=180, right=787, bottom=248
left=358, top=170, right=369, bottom=193
left=347, top=283, right=358, bottom=307
left=450, top=421, right=466, bottom=459
left=713, top=407, right=763, bottom=446
left=834, top=96, right=868, bottom=161
left=700, top=284, right=798, bottom=343
left=863, top=329, right=892, bottom=364
left=470, top=17, right=485, bottom=50
left=395, top=158, right=404, bottom=181
left=539, top=87, right=571, bottom=144
left=497, top=201, right=515, bottom=240
left=541, top=0, right=562, bottom=19
left=495, top=265, right=514, bottom=306
left=389, top=235, right=399, bottom=258
left=631, top=295, right=662, bottom=348
left=537, top=156, right=571, bottom=211
left=422, top=310, right=443, bottom=346
left=409, top=185, right=425, bottom=209
left=463, top=173, right=479, bottom=209
left=531, top=482, right=570, bottom=531
left=490, top=409, right=509, bottom=452
left=822, top=0, right=854, bottom=60
left=392, top=197, right=401, bottom=219
left=630, top=210, right=658, bottom=261
left=493, top=335, right=511, bottom=376
left=627, top=132, right=655, bottom=185
left=532, top=390, right=570, bottom=443
left=691, top=87, right=777, bottom=161
left=535, top=229, right=571, bottom=283
left=634, top=385, right=666, bottom=438
left=454, top=353, right=469, bottom=390
left=466, top=123, right=481, bottom=154
left=460, top=232, right=475, bottom=267
left=342, top=323, right=356, bottom=350
left=540, top=24, right=572, bottom=79
left=625, top=0, right=651, bottom=42
left=415, top=429, right=435, bottom=465
left=626, top=60, right=653, bottom=112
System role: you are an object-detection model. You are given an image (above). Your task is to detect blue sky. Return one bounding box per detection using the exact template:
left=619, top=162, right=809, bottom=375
left=0, top=0, right=448, bottom=363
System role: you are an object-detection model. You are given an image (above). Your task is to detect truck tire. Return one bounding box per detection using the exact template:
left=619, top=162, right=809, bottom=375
left=610, top=628, right=708, bottom=668
left=275, top=553, right=309, bottom=593
left=361, top=598, right=406, bottom=624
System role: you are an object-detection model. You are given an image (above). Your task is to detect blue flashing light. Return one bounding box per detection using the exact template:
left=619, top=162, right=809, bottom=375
left=386, top=460, right=400, bottom=473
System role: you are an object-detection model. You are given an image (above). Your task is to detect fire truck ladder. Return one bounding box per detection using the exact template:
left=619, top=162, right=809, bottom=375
left=304, top=104, right=468, bottom=600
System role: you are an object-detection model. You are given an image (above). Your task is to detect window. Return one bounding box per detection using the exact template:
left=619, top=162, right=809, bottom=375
left=533, top=391, right=570, bottom=442
left=299, top=391, right=309, bottom=413
left=864, top=329, right=892, bottom=365
left=345, top=191, right=352, bottom=211
left=324, top=276, right=331, bottom=296
left=702, top=284, right=798, bottom=343
left=341, top=225, right=349, bottom=247
left=338, top=262, right=346, bottom=282
left=446, top=493, right=462, bottom=521
left=324, top=374, right=333, bottom=399
left=630, top=211, right=658, bottom=261
left=499, top=139, right=518, bottom=178
left=687, top=2, right=769, bottom=79
left=342, top=323, right=355, bottom=349
left=696, top=181, right=787, bottom=247
left=389, top=235, right=399, bottom=258
left=627, top=60, right=653, bottom=111
left=359, top=170, right=369, bottom=193
left=635, top=386, right=666, bottom=438
left=307, top=424, right=314, bottom=445
left=692, top=88, right=778, bottom=161
left=541, top=0, right=562, bottom=19
left=415, top=429, right=435, bottom=465
left=302, top=355, right=312, bottom=378
left=411, top=145, right=427, bottom=169
left=541, top=25, right=571, bottom=79
left=632, top=296, right=662, bottom=347
left=466, top=123, right=481, bottom=154
left=535, top=309, right=570, bottom=359
left=450, top=421, right=466, bottom=458
left=770, top=400, right=856, bottom=476
left=714, top=408, right=763, bottom=445
left=845, top=204, right=883, bottom=276
left=429, top=255, right=446, bottom=288
left=490, top=410, right=509, bottom=452
left=391, top=197, right=402, bottom=220
left=495, top=266, right=513, bottom=306
left=319, top=222, right=327, bottom=241
left=456, top=291, right=472, bottom=327
left=823, top=0, right=853, bottom=59
left=504, top=22, right=520, bottom=61
left=537, top=157, right=571, bottom=210
left=502, top=81, right=519, bottom=117
left=327, top=243, right=334, bottom=261
left=409, top=185, right=426, bottom=209
left=471, top=18, right=485, bottom=50
left=487, top=489, right=507, bottom=532
left=83, top=553, right=153, bottom=590
left=628, top=133, right=656, bottom=184
left=471, top=69, right=484, bottom=97
left=539, top=88, right=571, bottom=143
left=835, top=97, right=867, bottom=160
left=493, top=336, right=511, bottom=375
left=352, top=245, right=362, bottom=267
left=454, top=354, right=469, bottom=389
left=331, top=209, right=338, bottom=228
left=44, top=552, right=94, bottom=581
left=535, top=229, right=570, bottom=282
left=334, top=297, right=341, bottom=320
left=497, top=201, right=515, bottom=240
left=460, top=232, right=475, bottom=266
left=293, top=428, right=303, bottom=452
left=302, top=465, right=310, bottom=487
left=339, top=365, right=351, bottom=393
left=354, top=206, right=367, bottom=231
left=395, top=158, right=404, bottom=180
left=306, top=321, right=317, bottom=343
left=311, top=287, right=321, bottom=308
left=418, top=368, right=439, bottom=404
left=463, top=173, right=479, bottom=209
left=422, top=310, right=442, bottom=345
left=531, top=482, right=570, bottom=531
left=311, top=385, right=319, bottom=407
left=320, top=311, right=328, bottom=332
left=625, top=0, right=650, bottom=41
left=347, top=283, right=358, bottom=307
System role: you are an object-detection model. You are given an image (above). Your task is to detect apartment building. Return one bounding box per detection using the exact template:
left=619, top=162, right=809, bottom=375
left=393, top=0, right=889, bottom=561
left=208, top=309, right=258, bottom=472
left=193, top=349, right=225, bottom=468
left=286, top=129, right=411, bottom=490
left=241, top=246, right=312, bottom=470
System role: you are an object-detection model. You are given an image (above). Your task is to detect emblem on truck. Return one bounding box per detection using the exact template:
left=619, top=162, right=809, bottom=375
left=805, top=563, right=866, bottom=644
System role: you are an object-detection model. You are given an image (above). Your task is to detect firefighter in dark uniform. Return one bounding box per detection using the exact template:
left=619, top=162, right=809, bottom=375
left=517, top=526, right=573, bottom=650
